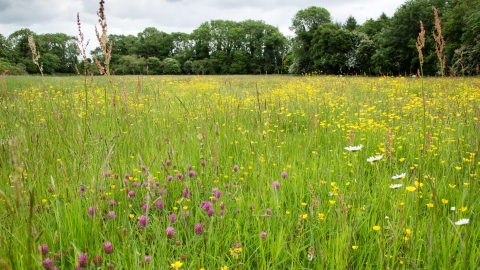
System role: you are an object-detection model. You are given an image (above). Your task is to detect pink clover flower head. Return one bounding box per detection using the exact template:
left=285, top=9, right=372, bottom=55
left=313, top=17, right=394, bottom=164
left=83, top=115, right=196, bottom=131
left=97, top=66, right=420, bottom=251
left=166, top=226, right=175, bottom=238
left=104, top=241, right=114, bottom=254
left=138, top=215, right=148, bottom=227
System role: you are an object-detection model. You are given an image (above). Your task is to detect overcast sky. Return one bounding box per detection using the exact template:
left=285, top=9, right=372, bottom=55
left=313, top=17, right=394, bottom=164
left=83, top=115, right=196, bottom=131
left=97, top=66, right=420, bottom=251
left=0, top=0, right=406, bottom=48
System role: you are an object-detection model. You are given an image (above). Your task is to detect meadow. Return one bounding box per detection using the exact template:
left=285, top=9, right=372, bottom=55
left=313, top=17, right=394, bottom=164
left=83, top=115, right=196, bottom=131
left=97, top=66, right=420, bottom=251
left=0, top=74, right=479, bottom=269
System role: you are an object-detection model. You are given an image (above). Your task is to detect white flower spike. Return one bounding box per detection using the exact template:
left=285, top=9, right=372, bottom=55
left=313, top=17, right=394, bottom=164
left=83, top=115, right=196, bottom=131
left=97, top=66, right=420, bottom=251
left=392, top=173, right=406, bottom=180
left=344, top=145, right=363, bottom=152
left=367, top=155, right=383, bottom=163
left=454, top=218, right=469, bottom=226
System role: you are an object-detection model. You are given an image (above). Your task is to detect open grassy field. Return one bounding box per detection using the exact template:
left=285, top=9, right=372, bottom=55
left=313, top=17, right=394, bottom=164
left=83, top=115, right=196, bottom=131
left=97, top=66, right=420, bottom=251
left=1, top=74, right=479, bottom=269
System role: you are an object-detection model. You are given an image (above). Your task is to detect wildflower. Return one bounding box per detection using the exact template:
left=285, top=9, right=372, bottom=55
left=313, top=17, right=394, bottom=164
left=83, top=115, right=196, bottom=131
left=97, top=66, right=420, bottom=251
left=213, top=188, right=222, bottom=198
left=404, top=228, right=412, bottom=235
left=426, top=203, right=434, bottom=208
left=455, top=166, right=461, bottom=171
left=344, top=145, right=363, bottom=152
left=166, top=226, right=175, bottom=238
left=454, top=218, right=469, bottom=226
left=201, top=160, right=206, bottom=167
left=103, top=172, right=111, bottom=178
left=182, top=188, right=191, bottom=198
left=301, top=214, right=308, bottom=219
left=144, top=255, right=152, bottom=263
left=441, top=198, right=448, bottom=204
left=286, top=210, right=291, bottom=215
left=78, top=253, right=88, bottom=268
left=229, top=247, right=242, bottom=259
left=201, top=201, right=212, bottom=211
left=127, top=191, right=135, bottom=198
left=207, top=208, right=215, bottom=217
left=367, top=155, right=383, bottom=163
left=265, top=208, right=272, bottom=216
left=221, top=266, right=229, bottom=270
left=171, top=261, right=183, bottom=269
left=88, top=206, right=95, bottom=216
left=109, top=199, right=116, bottom=206
left=451, top=206, right=456, bottom=211
left=43, top=258, right=56, bottom=270
left=129, top=214, right=135, bottom=219
left=329, top=200, right=335, bottom=205
left=138, top=215, right=148, bottom=227
left=167, top=175, right=173, bottom=182
left=352, top=246, right=359, bottom=250
left=272, top=181, right=280, bottom=190
left=169, top=213, right=177, bottom=223
left=317, top=213, right=325, bottom=220
left=391, top=173, right=406, bottom=179
left=141, top=203, right=148, bottom=212
left=166, top=160, right=171, bottom=166
left=389, top=184, right=403, bottom=189
left=281, top=171, right=288, bottom=178
left=188, top=170, right=196, bottom=178
left=104, top=242, right=113, bottom=254
left=373, top=225, right=381, bottom=231
left=261, top=232, right=267, bottom=239
left=406, top=186, right=416, bottom=192
left=156, top=200, right=164, bottom=210
left=39, top=244, right=49, bottom=255
left=107, top=211, right=116, bottom=219
left=194, top=223, right=204, bottom=235
left=93, top=254, right=103, bottom=267
left=176, top=173, right=183, bottom=180
left=461, top=206, right=468, bottom=212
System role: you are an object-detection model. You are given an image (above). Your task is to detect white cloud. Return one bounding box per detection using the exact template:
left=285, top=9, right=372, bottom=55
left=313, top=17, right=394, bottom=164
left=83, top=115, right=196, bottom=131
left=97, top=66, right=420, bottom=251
left=0, top=0, right=406, bottom=51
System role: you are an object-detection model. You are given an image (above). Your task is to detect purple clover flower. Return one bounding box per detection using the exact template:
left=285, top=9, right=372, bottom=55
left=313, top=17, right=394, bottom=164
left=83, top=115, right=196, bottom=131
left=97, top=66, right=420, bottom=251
left=166, top=227, right=175, bottom=239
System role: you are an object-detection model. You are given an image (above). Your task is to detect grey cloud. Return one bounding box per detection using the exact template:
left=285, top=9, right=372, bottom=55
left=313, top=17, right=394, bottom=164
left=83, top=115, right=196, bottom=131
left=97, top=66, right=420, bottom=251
left=1, top=0, right=406, bottom=39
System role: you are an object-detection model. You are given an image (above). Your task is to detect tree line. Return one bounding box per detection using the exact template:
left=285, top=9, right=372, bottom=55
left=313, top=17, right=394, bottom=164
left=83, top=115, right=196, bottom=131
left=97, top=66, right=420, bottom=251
left=1, top=0, right=479, bottom=76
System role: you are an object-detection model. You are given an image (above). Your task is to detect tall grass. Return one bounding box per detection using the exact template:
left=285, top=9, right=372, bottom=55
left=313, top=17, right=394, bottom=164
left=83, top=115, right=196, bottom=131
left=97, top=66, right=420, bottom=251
left=0, top=74, right=479, bottom=269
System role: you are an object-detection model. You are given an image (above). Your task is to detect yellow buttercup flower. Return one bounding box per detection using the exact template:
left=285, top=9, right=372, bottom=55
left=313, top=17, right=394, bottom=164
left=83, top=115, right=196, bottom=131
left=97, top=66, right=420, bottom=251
left=171, top=261, right=183, bottom=269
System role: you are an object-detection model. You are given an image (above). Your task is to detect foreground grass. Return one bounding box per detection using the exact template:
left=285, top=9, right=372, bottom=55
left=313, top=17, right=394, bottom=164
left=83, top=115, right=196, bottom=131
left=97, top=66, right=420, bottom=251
left=0, top=75, right=479, bottom=269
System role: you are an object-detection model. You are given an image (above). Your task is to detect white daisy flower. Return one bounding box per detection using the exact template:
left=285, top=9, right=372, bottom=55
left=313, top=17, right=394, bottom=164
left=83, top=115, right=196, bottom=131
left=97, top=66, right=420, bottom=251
left=392, top=173, right=406, bottom=179
left=450, top=206, right=456, bottom=211
left=367, top=155, right=383, bottom=163
left=454, top=218, right=469, bottom=226
left=344, top=145, right=364, bottom=152
left=389, top=183, right=403, bottom=189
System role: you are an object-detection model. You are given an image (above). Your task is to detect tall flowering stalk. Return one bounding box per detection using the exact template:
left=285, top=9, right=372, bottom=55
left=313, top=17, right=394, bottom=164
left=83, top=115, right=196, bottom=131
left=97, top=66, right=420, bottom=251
left=94, top=0, right=112, bottom=76
left=27, top=36, right=43, bottom=77
left=415, top=20, right=428, bottom=227
left=415, top=21, right=426, bottom=140
left=75, top=13, right=90, bottom=135
left=432, top=6, right=446, bottom=77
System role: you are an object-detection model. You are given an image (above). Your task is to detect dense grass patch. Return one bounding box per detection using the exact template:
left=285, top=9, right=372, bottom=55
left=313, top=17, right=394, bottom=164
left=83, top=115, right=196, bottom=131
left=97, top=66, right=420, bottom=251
left=1, top=75, right=479, bottom=269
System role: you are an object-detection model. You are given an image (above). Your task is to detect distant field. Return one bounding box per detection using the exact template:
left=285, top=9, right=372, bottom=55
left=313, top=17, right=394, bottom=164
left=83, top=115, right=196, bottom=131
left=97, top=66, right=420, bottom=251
left=1, top=75, right=479, bottom=269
